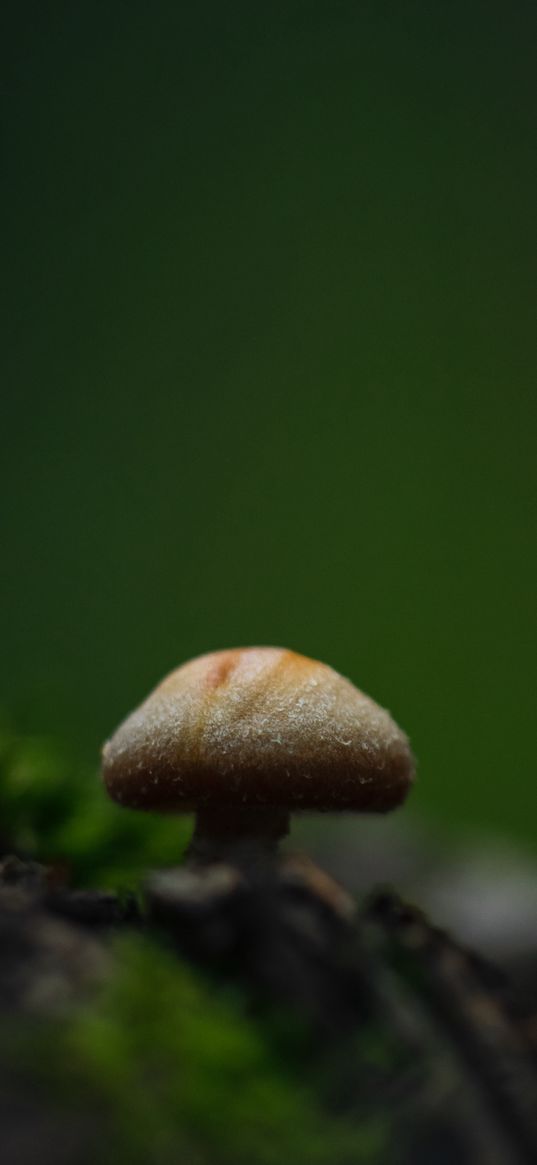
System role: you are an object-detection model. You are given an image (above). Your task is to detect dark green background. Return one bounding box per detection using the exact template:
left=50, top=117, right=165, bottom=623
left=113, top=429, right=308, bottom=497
left=2, top=2, right=536, bottom=846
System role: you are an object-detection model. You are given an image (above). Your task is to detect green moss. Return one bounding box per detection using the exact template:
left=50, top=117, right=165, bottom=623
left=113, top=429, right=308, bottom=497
left=6, top=936, right=389, bottom=1165
left=0, top=725, right=191, bottom=886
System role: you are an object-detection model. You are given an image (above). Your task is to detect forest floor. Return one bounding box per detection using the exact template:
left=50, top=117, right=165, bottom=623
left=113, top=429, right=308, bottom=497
left=1, top=843, right=537, bottom=1165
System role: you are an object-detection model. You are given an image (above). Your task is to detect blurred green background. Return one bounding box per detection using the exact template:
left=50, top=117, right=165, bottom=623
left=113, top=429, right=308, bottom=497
left=2, top=1, right=536, bottom=848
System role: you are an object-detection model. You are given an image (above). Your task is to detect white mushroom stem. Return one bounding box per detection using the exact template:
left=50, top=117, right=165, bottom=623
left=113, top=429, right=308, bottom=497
left=183, top=805, right=354, bottom=921
left=185, top=806, right=290, bottom=866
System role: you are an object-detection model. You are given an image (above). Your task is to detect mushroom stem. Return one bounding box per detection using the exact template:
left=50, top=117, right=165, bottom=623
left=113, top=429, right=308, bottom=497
left=186, top=806, right=290, bottom=867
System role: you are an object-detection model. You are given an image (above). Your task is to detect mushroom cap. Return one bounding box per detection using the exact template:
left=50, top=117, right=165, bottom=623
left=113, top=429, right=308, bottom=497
left=102, top=648, right=415, bottom=813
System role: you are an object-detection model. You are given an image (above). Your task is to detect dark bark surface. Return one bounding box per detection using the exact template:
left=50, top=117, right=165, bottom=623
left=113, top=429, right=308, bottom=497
left=1, top=849, right=536, bottom=1165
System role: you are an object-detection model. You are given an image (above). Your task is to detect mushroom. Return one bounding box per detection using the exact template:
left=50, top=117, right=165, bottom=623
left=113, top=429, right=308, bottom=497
left=101, top=647, right=415, bottom=865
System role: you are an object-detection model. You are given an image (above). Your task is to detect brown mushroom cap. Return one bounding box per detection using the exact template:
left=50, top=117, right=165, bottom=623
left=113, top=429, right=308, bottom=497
left=102, top=648, right=415, bottom=813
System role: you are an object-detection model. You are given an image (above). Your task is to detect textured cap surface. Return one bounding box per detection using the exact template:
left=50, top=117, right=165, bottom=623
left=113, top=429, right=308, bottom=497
left=102, top=648, right=415, bottom=812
